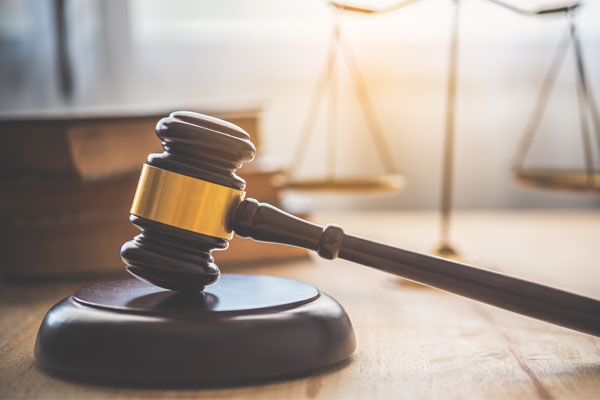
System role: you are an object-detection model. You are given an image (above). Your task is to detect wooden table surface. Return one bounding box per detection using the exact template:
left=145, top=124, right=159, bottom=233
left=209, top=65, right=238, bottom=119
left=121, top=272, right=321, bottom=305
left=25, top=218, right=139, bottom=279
left=1, top=210, right=599, bottom=399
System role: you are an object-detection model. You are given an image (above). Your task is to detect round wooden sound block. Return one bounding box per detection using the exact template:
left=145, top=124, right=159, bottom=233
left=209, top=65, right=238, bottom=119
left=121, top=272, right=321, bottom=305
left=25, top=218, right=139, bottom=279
left=35, top=274, right=356, bottom=385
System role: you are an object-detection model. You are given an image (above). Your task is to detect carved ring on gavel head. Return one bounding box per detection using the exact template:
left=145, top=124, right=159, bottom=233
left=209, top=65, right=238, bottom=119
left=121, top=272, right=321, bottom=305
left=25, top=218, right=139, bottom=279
left=122, top=112, right=600, bottom=337
left=120, top=111, right=256, bottom=292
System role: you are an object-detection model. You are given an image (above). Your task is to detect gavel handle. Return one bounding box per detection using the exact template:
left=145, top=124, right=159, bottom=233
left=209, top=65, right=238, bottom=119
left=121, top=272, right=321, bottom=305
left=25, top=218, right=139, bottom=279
left=233, top=198, right=600, bottom=337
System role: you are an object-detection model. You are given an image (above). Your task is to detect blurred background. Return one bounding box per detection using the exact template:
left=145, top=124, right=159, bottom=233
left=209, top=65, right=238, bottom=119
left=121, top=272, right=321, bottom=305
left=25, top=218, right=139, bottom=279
left=2, top=0, right=599, bottom=210
left=2, top=3, right=600, bottom=394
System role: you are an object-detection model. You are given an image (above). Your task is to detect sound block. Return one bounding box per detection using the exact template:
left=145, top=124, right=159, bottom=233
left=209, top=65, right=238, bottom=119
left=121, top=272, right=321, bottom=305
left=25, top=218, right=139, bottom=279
left=35, top=274, right=356, bottom=385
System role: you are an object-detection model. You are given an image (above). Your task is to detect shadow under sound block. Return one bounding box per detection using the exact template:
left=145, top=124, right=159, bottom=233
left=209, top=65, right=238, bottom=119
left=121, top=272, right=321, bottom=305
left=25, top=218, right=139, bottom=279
left=35, top=274, right=356, bottom=385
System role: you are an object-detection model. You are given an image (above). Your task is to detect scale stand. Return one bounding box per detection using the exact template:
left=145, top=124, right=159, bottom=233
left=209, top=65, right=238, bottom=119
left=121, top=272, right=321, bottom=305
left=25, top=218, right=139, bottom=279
left=281, top=11, right=404, bottom=194
left=511, top=7, right=600, bottom=192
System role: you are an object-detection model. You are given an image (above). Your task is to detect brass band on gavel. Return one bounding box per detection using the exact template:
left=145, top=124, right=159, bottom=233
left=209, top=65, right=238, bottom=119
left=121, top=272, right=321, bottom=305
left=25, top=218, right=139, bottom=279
left=130, top=164, right=245, bottom=240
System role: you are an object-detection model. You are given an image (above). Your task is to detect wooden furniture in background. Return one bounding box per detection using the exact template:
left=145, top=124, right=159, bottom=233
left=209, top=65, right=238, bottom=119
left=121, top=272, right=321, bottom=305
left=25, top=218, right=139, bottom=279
left=0, top=110, right=260, bottom=180
left=0, top=167, right=304, bottom=278
left=0, top=109, right=307, bottom=279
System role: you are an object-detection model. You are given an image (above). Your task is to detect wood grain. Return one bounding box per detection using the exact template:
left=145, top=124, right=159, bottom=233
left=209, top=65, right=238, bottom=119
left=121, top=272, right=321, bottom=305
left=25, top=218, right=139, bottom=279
left=1, top=210, right=599, bottom=399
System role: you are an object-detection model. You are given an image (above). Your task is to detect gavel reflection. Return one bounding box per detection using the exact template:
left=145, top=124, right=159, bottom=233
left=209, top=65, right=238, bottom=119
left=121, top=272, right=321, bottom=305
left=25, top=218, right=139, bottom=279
left=121, top=111, right=600, bottom=337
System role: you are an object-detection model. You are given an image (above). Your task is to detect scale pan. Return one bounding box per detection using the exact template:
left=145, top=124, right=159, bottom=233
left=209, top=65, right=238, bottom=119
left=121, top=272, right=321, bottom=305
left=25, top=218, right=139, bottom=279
left=513, top=168, right=600, bottom=192
left=278, top=174, right=405, bottom=193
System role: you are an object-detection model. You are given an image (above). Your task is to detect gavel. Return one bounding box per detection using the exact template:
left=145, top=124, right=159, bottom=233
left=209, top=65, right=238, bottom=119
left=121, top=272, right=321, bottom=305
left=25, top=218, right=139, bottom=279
left=121, top=111, right=600, bottom=337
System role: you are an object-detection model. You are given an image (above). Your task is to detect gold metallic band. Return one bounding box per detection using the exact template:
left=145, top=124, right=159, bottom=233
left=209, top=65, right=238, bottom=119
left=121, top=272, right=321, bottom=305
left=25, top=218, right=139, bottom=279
left=130, top=164, right=244, bottom=239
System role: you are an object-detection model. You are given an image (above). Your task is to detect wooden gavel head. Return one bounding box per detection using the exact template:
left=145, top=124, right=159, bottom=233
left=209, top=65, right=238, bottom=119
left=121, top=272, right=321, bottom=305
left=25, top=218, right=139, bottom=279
left=120, top=111, right=256, bottom=292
